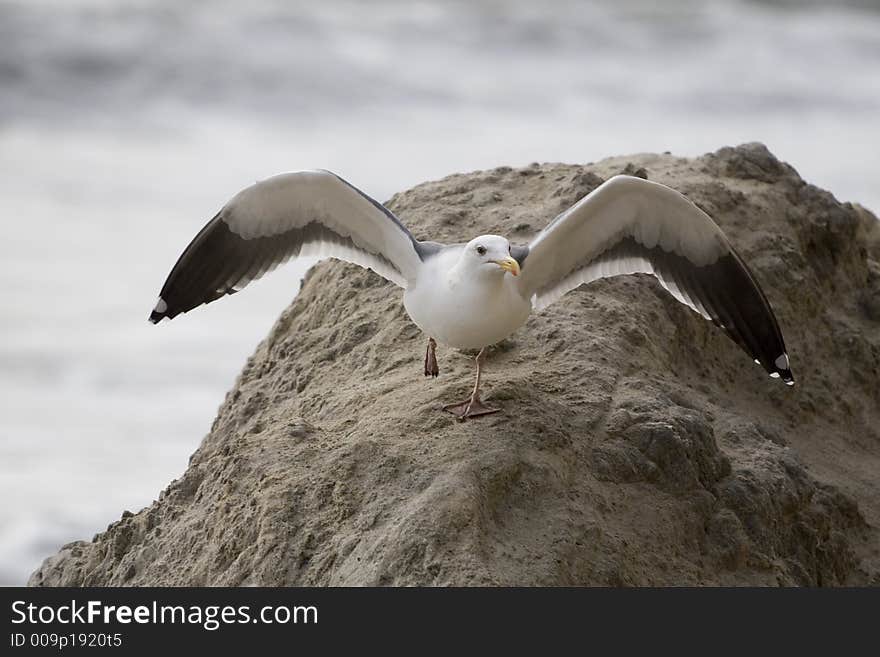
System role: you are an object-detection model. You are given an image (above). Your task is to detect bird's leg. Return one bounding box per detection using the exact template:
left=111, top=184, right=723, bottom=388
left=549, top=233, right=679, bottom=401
left=424, top=337, right=439, bottom=377
left=442, top=347, right=500, bottom=419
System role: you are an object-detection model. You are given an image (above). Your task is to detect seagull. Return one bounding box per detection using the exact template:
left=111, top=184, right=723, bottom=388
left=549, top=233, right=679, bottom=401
left=149, top=169, right=793, bottom=419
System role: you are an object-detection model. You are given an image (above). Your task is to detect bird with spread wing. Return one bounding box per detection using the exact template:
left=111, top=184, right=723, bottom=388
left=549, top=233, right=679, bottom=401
left=149, top=169, right=793, bottom=419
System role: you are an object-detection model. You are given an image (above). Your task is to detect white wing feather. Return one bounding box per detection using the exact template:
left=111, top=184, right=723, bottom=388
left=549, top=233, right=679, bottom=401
left=520, top=175, right=727, bottom=312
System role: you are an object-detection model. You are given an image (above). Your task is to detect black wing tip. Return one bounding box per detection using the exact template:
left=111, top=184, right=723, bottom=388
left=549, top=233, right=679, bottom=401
left=767, top=352, right=795, bottom=386
left=771, top=370, right=795, bottom=386
left=148, top=297, right=170, bottom=324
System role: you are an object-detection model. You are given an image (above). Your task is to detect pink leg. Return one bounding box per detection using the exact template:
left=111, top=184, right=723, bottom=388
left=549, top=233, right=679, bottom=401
left=424, top=337, right=439, bottom=377
left=442, top=347, right=500, bottom=419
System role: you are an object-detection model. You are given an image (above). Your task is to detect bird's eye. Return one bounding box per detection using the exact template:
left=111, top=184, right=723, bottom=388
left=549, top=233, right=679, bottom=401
left=476, top=245, right=486, bottom=256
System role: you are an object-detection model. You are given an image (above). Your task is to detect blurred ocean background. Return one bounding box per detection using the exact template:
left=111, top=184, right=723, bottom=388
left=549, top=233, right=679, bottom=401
left=1, top=0, right=879, bottom=585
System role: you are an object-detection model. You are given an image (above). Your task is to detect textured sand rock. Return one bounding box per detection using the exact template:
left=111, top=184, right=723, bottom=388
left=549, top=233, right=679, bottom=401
left=31, top=144, right=880, bottom=586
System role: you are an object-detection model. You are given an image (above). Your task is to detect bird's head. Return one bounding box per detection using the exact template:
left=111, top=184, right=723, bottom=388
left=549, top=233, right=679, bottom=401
left=461, top=235, right=521, bottom=278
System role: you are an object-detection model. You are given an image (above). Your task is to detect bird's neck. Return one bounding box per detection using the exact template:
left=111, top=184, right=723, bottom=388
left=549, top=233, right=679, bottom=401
left=447, top=261, right=503, bottom=291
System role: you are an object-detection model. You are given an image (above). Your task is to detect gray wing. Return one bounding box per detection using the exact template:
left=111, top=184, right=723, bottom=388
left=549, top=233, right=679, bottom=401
left=517, top=175, right=793, bottom=385
left=149, top=170, right=425, bottom=323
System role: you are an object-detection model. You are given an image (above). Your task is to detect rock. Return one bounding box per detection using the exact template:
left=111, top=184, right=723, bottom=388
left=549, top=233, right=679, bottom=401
left=29, top=144, right=880, bottom=586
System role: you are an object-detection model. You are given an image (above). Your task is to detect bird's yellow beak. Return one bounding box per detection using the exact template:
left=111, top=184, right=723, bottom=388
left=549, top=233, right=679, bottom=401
left=493, top=256, right=520, bottom=276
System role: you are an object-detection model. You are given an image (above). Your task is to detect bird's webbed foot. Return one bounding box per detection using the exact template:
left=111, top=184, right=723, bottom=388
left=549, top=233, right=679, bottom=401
left=442, top=394, right=500, bottom=420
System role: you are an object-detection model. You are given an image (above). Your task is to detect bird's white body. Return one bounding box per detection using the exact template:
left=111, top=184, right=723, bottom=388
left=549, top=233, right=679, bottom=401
left=403, top=243, right=532, bottom=349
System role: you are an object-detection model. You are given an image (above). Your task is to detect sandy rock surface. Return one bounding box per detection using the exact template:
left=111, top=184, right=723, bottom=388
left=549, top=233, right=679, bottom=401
left=31, top=143, right=880, bottom=586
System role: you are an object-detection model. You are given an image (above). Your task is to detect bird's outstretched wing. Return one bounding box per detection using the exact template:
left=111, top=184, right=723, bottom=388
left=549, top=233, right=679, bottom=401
left=517, top=175, right=793, bottom=384
left=149, top=170, right=424, bottom=323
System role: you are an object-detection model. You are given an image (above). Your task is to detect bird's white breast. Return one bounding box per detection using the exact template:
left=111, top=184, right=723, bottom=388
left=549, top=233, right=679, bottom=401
left=402, top=249, right=532, bottom=349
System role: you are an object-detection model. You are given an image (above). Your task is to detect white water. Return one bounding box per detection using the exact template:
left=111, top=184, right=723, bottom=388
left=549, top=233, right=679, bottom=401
left=1, top=0, right=879, bottom=584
